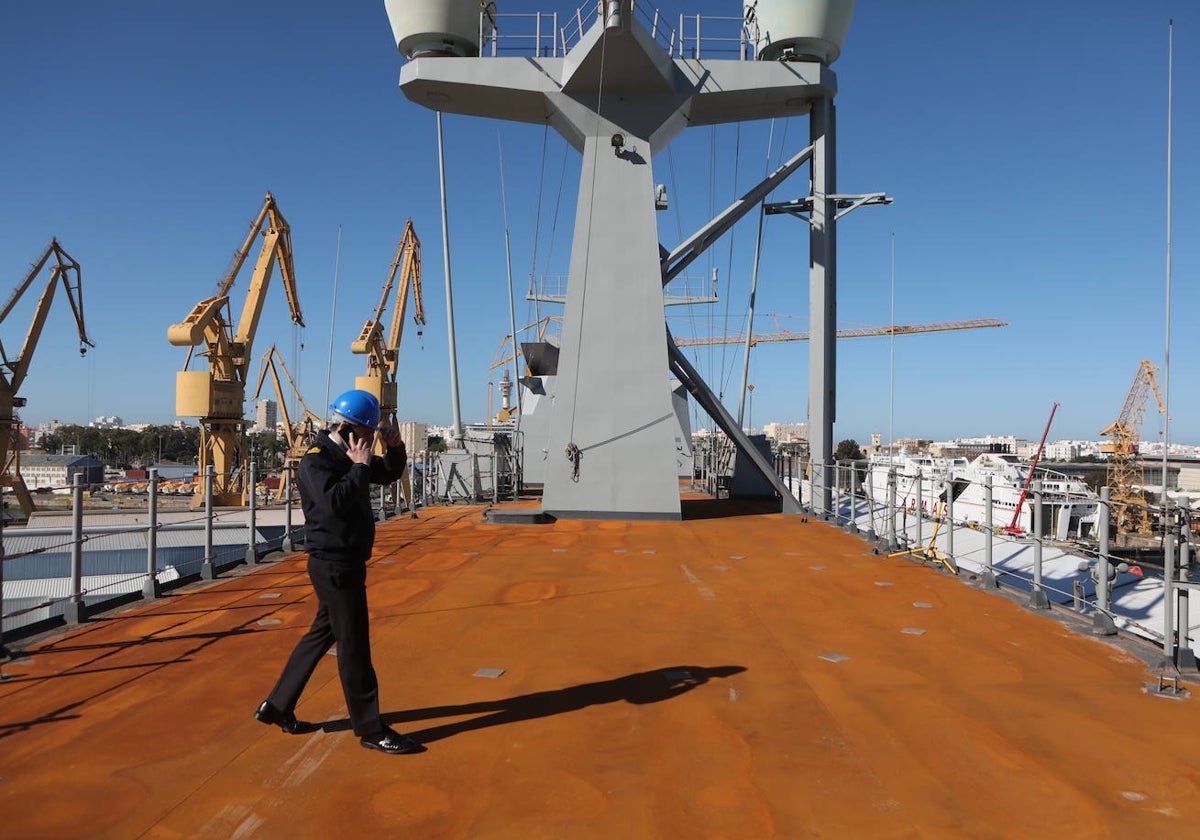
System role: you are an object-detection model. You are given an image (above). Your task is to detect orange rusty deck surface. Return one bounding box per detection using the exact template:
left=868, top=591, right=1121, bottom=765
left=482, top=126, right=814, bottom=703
left=3, top=497, right=1200, bottom=839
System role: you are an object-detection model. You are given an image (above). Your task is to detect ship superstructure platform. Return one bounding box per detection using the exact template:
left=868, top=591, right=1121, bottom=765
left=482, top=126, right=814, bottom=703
left=3, top=495, right=1200, bottom=838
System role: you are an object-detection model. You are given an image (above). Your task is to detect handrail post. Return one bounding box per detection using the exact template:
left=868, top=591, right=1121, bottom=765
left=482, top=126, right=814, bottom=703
left=1097, top=486, right=1111, bottom=610
left=863, top=466, right=876, bottom=542
left=282, top=465, right=294, bottom=553
left=143, top=469, right=160, bottom=599
left=831, top=462, right=841, bottom=525
left=1029, top=481, right=1050, bottom=608
left=64, top=472, right=87, bottom=623
left=886, top=467, right=898, bottom=550
left=982, top=475, right=998, bottom=588
left=846, top=462, right=859, bottom=534
left=1178, top=533, right=1196, bottom=669
left=914, top=469, right=923, bottom=550
left=491, top=451, right=499, bottom=505
left=245, top=460, right=258, bottom=565
left=201, top=465, right=216, bottom=580
left=1088, top=485, right=1119, bottom=634
left=1162, top=502, right=1177, bottom=666
left=944, top=479, right=954, bottom=566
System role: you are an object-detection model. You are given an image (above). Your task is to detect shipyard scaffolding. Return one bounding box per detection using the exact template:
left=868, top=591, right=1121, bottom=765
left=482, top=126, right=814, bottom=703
left=384, top=1, right=862, bottom=519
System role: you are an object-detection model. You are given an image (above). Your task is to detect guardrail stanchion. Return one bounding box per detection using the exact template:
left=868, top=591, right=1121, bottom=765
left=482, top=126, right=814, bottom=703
left=846, top=462, right=859, bottom=534
left=143, top=469, right=160, bottom=599
left=1029, top=481, right=1050, bottom=609
left=914, top=469, right=923, bottom=550
left=282, top=465, right=294, bottom=553
left=245, top=460, right=258, bottom=565
left=201, top=465, right=216, bottom=580
left=944, top=479, right=954, bottom=566
left=1178, top=532, right=1196, bottom=669
left=887, top=467, right=898, bottom=551
left=1091, top=487, right=1117, bottom=634
left=982, top=475, right=998, bottom=588
left=864, top=468, right=876, bottom=543
left=64, top=473, right=86, bottom=623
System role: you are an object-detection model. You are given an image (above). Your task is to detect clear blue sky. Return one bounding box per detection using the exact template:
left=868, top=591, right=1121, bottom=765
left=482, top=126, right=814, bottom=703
left=2, top=1, right=1196, bottom=447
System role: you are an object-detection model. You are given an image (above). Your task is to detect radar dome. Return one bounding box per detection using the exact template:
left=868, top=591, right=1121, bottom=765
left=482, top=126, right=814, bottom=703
left=744, top=0, right=855, bottom=64
left=384, top=0, right=495, bottom=59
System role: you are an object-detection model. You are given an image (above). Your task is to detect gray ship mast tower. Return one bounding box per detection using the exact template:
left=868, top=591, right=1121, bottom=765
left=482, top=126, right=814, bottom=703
left=384, top=0, right=855, bottom=519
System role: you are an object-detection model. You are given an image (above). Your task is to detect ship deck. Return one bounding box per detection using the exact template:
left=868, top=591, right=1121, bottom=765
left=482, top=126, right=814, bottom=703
left=3, top=493, right=1200, bottom=838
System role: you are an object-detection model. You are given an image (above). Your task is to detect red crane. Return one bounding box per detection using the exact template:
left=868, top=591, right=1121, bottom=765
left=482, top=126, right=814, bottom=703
left=1005, top=402, right=1059, bottom=534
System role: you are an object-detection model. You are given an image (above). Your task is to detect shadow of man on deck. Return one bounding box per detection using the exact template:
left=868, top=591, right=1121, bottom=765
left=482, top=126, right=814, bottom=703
left=325, top=665, right=745, bottom=744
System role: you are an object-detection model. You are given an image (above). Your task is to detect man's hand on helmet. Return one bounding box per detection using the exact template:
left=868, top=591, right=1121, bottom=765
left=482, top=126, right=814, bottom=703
left=378, top=424, right=403, bottom=449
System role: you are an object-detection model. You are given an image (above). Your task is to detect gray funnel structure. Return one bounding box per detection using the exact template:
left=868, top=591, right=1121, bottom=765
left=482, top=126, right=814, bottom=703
left=389, top=2, right=842, bottom=519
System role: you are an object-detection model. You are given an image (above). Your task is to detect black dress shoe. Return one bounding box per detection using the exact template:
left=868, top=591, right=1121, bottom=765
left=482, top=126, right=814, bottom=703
left=360, top=728, right=423, bottom=755
left=255, top=700, right=320, bottom=735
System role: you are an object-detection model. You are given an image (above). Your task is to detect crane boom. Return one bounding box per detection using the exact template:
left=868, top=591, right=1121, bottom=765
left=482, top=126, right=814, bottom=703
left=168, top=192, right=305, bottom=506
left=672, top=318, right=1008, bottom=347
left=1, top=239, right=94, bottom=520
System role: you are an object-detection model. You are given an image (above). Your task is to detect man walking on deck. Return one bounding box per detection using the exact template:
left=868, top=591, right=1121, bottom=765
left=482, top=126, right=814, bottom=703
left=254, top=389, right=421, bottom=755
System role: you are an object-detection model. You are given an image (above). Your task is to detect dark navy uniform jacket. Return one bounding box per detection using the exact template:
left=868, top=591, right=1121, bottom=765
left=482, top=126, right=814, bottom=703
left=297, top=429, right=407, bottom=565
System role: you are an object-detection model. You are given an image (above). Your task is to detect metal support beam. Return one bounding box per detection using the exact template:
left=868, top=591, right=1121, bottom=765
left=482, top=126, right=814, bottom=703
left=668, top=333, right=802, bottom=515
left=661, top=144, right=814, bottom=286
left=808, top=96, right=836, bottom=516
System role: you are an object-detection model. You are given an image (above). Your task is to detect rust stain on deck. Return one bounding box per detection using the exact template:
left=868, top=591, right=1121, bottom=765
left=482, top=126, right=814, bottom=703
left=2, top=499, right=1199, bottom=838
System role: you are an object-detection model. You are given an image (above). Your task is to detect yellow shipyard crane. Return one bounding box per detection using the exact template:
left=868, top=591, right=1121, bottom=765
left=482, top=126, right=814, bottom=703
left=168, top=193, right=304, bottom=506
left=252, top=344, right=323, bottom=502
left=351, top=218, right=424, bottom=424
left=1, top=240, right=94, bottom=520
left=1100, top=359, right=1165, bottom=537
left=350, top=219, right=424, bottom=511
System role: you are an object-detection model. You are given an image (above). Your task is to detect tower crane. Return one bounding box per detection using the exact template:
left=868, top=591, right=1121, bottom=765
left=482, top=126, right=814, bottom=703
left=252, top=344, right=323, bottom=501
left=671, top=317, right=1008, bottom=347
left=350, top=219, right=424, bottom=510
left=486, top=316, right=1007, bottom=419
left=168, top=192, right=305, bottom=506
left=1100, top=359, right=1165, bottom=537
left=1, top=239, right=94, bottom=520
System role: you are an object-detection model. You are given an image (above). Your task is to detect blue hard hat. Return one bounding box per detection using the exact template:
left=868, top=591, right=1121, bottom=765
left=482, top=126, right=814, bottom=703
left=330, top=389, right=381, bottom=430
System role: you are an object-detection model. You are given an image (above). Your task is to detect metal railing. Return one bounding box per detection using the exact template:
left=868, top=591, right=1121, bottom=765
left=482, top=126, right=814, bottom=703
left=774, top=457, right=1198, bottom=692
left=486, top=2, right=750, bottom=61
left=0, top=464, right=311, bottom=639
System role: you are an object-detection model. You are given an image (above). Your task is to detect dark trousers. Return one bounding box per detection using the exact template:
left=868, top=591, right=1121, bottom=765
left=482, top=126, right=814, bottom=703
left=266, top=556, right=384, bottom=739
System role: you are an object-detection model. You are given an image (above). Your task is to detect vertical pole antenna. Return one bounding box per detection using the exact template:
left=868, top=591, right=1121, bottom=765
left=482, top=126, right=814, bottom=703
left=324, top=225, right=342, bottom=414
